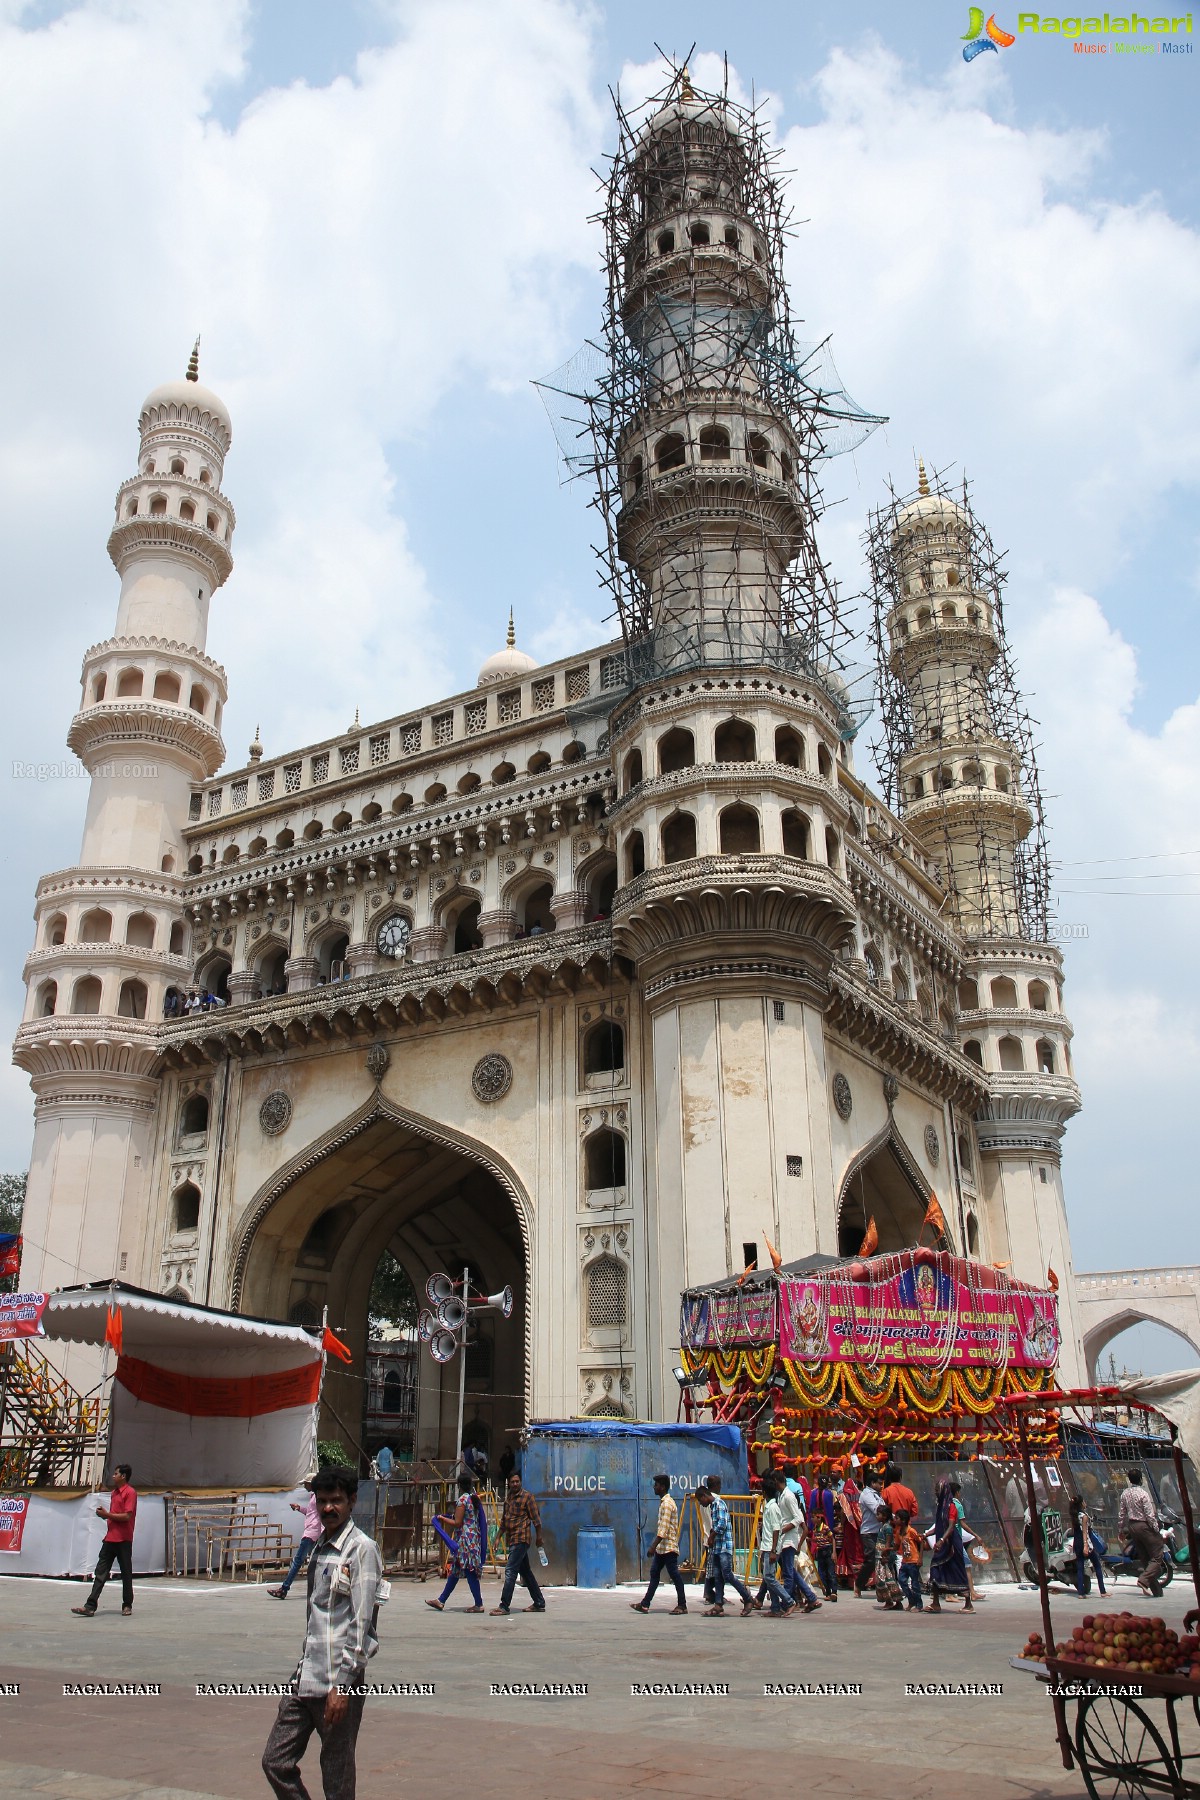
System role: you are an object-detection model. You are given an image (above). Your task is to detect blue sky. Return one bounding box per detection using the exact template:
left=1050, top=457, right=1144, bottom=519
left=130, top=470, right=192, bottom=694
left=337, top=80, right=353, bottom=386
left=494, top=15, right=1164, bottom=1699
left=1, top=0, right=1196, bottom=1371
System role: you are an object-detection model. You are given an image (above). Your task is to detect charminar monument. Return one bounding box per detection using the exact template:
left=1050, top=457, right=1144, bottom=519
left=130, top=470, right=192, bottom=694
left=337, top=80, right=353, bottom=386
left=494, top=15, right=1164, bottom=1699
left=13, top=71, right=1085, bottom=1457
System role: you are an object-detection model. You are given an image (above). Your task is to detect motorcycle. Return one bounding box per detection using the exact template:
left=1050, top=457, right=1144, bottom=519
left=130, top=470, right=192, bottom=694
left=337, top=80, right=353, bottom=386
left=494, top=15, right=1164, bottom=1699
left=1103, top=1512, right=1187, bottom=1590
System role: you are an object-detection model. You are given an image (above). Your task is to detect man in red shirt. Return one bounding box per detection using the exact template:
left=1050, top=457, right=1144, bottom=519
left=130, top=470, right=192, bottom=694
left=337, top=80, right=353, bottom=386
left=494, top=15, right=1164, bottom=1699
left=72, top=1463, right=137, bottom=1617
left=882, top=1464, right=920, bottom=1525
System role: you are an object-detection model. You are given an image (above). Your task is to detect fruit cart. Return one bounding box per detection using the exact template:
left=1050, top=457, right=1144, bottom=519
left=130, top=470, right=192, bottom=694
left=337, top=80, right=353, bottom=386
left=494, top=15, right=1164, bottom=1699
left=1004, top=1383, right=1200, bottom=1799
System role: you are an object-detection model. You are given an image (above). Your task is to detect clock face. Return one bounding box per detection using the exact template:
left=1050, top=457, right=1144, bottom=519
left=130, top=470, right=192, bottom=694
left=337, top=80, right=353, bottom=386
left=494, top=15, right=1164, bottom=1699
left=376, top=914, right=410, bottom=959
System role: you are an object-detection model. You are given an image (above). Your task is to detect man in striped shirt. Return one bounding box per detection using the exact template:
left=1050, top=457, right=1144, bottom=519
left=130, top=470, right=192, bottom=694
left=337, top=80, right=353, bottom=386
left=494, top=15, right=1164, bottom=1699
left=631, top=1474, right=687, bottom=1614
left=698, top=1477, right=754, bottom=1617
left=262, top=1466, right=386, bottom=1800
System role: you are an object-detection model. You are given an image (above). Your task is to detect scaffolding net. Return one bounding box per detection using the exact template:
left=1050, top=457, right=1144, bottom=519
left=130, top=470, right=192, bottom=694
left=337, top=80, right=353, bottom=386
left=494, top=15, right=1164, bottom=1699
left=863, top=467, right=1052, bottom=943
left=535, top=62, right=883, bottom=732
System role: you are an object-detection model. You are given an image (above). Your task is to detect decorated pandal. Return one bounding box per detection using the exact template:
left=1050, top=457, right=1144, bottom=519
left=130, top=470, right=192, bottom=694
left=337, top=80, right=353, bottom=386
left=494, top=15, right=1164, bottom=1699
left=679, top=1249, right=1063, bottom=1466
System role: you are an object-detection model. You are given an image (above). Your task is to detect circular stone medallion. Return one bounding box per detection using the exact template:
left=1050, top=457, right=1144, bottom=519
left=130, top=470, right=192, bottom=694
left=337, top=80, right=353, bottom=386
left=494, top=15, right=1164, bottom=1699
left=924, top=1123, right=941, bottom=1164
left=472, top=1053, right=513, bottom=1105
left=259, top=1091, right=293, bottom=1137
left=832, top=1072, right=853, bottom=1121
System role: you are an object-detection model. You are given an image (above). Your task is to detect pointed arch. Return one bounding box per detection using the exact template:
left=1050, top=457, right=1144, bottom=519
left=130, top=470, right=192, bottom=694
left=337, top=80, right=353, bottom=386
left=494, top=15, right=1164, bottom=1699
left=835, top=1118, right=944, bottom=1257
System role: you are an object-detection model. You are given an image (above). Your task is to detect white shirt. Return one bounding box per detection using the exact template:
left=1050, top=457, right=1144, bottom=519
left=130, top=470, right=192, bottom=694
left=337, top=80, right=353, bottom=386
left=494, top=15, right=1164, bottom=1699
left=759, top=1496, right=783, bottom=1552
left=775, top=1485, right=803, bottom=1550
left=859, top=1485, right=885, bottom=1539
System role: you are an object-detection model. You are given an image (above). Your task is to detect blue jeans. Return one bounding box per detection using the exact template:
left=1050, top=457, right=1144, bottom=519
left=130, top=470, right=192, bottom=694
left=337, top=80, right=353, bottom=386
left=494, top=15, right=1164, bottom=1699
left=709, top=1550, right=752, bottom=1610
left=897, top=1562, right=923, bottom=1610
left=779, top=1545, right=821, bottom=1607
left=754, top=1553, right=794, bottom=1614
left=1072, top=1531, right=1107, bottom=1597
left=278, top=1535, right=317, bottom=1595
left=498, top=1542, right=544, bottom=1611
left=815, top=1545, right=839, bottom=1597
left=641, top=1551, right=687, bottom=1609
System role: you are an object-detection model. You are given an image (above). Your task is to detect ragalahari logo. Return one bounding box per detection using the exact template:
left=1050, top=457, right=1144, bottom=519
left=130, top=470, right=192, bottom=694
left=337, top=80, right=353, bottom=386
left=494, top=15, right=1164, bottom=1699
left=962, top=8, right=1018, bottom=56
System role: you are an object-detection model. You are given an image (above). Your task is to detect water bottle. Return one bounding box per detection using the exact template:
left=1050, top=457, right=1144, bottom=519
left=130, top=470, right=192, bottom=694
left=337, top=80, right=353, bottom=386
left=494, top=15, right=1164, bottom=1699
left=537, top=1545, right=548, bottom=1567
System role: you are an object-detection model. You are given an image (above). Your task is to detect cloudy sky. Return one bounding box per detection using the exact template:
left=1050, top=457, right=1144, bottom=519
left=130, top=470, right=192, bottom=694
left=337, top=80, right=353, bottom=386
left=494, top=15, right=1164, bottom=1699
left=2, top=1, right=1196, bottom=1368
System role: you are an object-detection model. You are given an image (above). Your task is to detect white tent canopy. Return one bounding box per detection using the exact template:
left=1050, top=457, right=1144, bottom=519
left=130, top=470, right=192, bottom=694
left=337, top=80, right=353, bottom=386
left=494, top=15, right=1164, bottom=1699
left=44, top=1284, right=323, bottom=1488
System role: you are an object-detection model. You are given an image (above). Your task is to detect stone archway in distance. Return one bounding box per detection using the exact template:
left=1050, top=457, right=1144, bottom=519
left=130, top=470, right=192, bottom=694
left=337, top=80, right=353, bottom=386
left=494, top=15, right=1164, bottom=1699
left=230, top=1095, right=531, bottom=1464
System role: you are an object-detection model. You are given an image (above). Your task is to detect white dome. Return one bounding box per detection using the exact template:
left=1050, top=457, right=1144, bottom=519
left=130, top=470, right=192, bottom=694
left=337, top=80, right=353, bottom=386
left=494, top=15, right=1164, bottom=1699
left=477, top=615, right=538, bottom=687
left=140, top=357, right=231, bottom=442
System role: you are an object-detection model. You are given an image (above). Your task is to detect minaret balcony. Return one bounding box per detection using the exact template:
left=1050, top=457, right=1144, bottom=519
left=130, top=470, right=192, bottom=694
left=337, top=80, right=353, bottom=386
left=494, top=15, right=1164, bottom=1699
left=67, top=698, right=225, bottom=778
left=107, top=513, right=233, bottom=587
left=623, top=241, right=772, bottom=318
left=13, top=1014, right=162, bottom=1083
left=617, top=464, right=805, bottom=566
left=902, top=785, right=1033, bottom=839
left=888, top=621, right=999, bottom=681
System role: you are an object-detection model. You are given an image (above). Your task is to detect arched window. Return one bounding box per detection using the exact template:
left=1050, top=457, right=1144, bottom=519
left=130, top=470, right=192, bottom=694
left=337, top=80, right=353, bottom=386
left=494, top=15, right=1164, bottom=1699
left=941, top=603, right=957, bottom=625
left=966, top=1212, right=980, bottom=1257
left=125, top=912, right=155, bottom=949
left=179, top=500, right=195, bottom=523
left=917, top=985, right=935, bottom=1025
left=623, top=748, right=643, bottom=793
left=864, top=944, right=883, bottom=987
left=527, top=752, right=552, bottom=774
left=661, top=812, right=697, bottom=864
left=37, top=980, right=57, bottom=1017
left=655, top=433, right=686, bottom=472
left=657, top=727, right=694, bottom=774
left=909, top=774, right=924, bottom=798
left=79, top=908, right=112, bottom=943
left=723, top=223, right=740, bottom=250
left=994, top=764, right=1011, bottom=791
left=303, top=819, right=324, bottom=840
left=448, top=901, right=480, bottom=953
left=718, top=804, right=760, bottom=854
left=168, top=920, right=185, bottom=955
left=318, top=932, right=350, bottom=981
left=656, top=229, right=675, bottom=255
left=698, top=424, right=730, bottom=461
left=958, top=977, right=979, bottom=1010
left=180, top=1093, right=209, bottom=1137
left=957, top=1132, right=973, bottom=1173
left=71, top=976, right=102, bottom=1015
left=117, top=668, right=143, bottom=698
left=747, top=431, right=770, bottom=469
left=198, top=956, right=231, bottom=1004
left=189, top=685, right=208, bottom=714
left=44, top=912, right=67, bottom=947
left=991, top=976, right=1018, bottom=1008
left=781, top=809, right=809, bottom=859
left=257, top=946, right=290, bottom=994
left=206, top=512, right=219, bottom=532
left=1036, top=1038, right=1056, bottom=1075
left=172, top=1182, right=201, bottom=1233
left=780, top=452, right=793, bottom=481
left=585, top=1127, right=627, bottom=1190
left=625, top=830, right=645, bottom=880
left=456, top=773, right=481, bottom=795
left=916, top=606, right=932, bottom=629
left=628, top=454, right=644, bottom=495
left=382, top=1369, right=405, bottom=1414
left=587, top=1256, right=628, bottom=1330
left=947, top=568, right=960, bottom=588
left=688, top=220, right=710, bottom=247
left=170, top=457, right=185, bottom=476
left=891, top=965, right=910, bottom=1003
left=817, top=744, right=833, bottom=779
left=775, top=726, right=805, bottom=768
left=998, top=1035, right=1025, bottom=1072
left=118, top=979, right=147, bottom=1019
left=714, top=719, right=755, bottom=762
left=586, top=855, right=618, bottom=921
left=126, top=498, right=139, bottom=517
left=584, top=1019, right=625, bottom=1077
left=92, top=674, right=107, bottom=703
left=149, top=495, right=167, bottom=516
left=963, top=1039, right=984, bottom=1067
left=824, top=826, right=841, bottom=872
left=518, top=884, right=554, bottom=936
left=288, top=1299, right=323, bottom=1330
left=1028, top=980, right=1050, bottom=1011
left=199, top=468, right=211, bottom=486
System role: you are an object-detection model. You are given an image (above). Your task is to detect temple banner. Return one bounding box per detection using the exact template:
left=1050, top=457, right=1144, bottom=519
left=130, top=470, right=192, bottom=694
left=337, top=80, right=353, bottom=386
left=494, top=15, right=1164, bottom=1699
left=0, top=1291, right=48, bottom=1343
left=778, top=1262, right=1059, bottom=1370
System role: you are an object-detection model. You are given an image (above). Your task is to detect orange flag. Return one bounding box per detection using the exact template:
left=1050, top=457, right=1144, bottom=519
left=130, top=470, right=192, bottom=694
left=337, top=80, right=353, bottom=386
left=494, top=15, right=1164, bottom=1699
left=322, top=1326, right=352, bottom=1364
left=762, top=1231, right=783, bottom=1274
left=104, top=1303, right=123, bottom=1358
left=1046, top=1266, right=1059, bottom=1292
left=923, top=1195, right=948, bottom=1238
left=734, top=1261, right=757, bottom=1288
left=858, top=1217, right=879, bottom=1257
left=992, top=1260, right=1011, bottom=1271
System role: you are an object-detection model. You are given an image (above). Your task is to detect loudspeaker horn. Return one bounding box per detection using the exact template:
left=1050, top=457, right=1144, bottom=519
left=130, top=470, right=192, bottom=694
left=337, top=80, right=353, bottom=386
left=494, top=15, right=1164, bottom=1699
left=426, top=1272, right=455, bottom=1306
left=436, top=1295, right=468, bottom=1331
left=484, top=1285, right=514, bottom=1319
left=416, top=1308, right=436, bottom=1343
left=429, top=1328, right=458, bottom=1364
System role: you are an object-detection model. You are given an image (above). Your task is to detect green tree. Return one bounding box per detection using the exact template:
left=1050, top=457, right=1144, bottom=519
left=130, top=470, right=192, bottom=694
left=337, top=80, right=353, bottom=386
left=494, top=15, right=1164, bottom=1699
left=368, top=1249, right=418, bottom=1336
left=0, top=1171, right=27, bottom=1296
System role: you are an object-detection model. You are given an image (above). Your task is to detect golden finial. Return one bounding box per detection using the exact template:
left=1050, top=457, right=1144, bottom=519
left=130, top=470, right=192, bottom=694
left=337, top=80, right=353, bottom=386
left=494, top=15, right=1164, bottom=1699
left=186, top=336, right=200, bottom=383
left=506, top=608, right=516, bottom=649
left=351, top=707, right=360, bottom=730
left=249, top=725, right=263, bottom=763
left=917, top=456, right=930, bottom=497
left=680, top=66, right=695, bottom=101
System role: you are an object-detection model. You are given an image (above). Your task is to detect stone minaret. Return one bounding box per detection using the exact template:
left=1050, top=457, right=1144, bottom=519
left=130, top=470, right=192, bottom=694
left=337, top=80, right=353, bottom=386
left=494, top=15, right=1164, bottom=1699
left=14, top=350, right=234, bottom=1295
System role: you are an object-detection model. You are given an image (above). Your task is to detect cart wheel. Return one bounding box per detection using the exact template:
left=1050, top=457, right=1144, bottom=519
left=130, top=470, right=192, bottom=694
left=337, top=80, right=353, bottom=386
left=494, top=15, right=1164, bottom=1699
left=1074, top=1694, right=1182, bottom=1800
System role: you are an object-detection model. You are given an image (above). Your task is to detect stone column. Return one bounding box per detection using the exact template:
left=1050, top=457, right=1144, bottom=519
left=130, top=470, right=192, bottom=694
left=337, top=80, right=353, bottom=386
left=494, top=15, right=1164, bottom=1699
left=477, top=907, right=516, bottom=949
left=550, top=892, right=589, bottom=930
left=409, top=925, right=448, bottom=965
left=227, top=969, right=260, bottom=1006
left=346, top=943, right=378, bottom=979
left=284, top=955, right=318, bottom=993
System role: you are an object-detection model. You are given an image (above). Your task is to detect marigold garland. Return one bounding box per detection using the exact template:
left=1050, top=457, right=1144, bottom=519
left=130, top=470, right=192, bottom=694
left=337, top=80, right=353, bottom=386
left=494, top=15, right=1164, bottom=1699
left=686, top=1348, right=1054, bottom=1419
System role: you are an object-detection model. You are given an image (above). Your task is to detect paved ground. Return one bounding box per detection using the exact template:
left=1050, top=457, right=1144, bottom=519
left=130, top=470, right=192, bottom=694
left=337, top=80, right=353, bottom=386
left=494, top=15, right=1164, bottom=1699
left=1, top=1570, right=1197, bottom=1798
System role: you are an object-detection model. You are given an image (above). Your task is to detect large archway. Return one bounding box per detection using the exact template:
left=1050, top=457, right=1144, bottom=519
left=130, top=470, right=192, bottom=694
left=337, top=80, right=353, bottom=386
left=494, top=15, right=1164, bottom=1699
left=836, top=1123, right=943, bottom=1258
left=231, top=1099, right=529, bottom=1467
